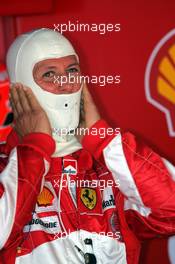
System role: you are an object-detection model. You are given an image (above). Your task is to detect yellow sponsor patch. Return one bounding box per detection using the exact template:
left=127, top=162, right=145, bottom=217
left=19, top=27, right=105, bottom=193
left=37, top=187, right=54, bottom=207
left=80, top=188, right=97, bottom=210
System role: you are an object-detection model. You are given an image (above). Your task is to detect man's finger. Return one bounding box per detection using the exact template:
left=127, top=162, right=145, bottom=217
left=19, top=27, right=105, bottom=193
left=25, top=88, right=42, bottom=111
left=9, top=96, right=18, bottom=120
left=82, top=82, right=94, bottom=104
left=10, top=84, right=23, bottom=115
left=80, top=97, right=85, bottom=122
left=16, top=84, right=31, bottom=113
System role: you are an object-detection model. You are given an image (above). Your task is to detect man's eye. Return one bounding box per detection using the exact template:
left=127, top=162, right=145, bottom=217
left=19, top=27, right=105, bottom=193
left=42, top=71, right=55, bottom=78
left=67, top=67, right=79, bottom=73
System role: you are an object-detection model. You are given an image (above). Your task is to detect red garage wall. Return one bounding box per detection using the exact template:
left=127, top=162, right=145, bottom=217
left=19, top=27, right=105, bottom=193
left=0, top=1, right=175, bottom=263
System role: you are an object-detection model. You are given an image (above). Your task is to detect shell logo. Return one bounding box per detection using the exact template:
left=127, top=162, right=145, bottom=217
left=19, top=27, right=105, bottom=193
left=37, top=187, right=54, bottom=207
left=145, top=29, right=175, bottom=137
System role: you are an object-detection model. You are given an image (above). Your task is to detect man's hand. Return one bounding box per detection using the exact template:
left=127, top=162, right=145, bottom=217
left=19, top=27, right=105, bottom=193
left=77, top=83, right=101, bottom=142
left=81, top=83, right=101, bottom=129
left=9, top=83, right=52, bottom=138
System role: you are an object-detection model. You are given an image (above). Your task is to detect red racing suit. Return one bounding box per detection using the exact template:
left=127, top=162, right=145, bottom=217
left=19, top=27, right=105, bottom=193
left=0, top=119, right=175, bottom=264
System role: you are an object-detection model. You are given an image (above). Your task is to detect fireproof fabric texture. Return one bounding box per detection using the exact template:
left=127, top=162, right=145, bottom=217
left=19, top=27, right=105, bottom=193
left=0, top=120, right=175, bottom=264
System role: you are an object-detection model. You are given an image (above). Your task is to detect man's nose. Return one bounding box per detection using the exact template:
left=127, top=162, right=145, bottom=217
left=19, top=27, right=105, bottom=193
left=54, top=74, right=79, bottom=93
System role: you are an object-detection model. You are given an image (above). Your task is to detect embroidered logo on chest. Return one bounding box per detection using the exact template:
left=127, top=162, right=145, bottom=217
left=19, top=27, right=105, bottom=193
left=37, top=187, right=54, bottom=207
left=102, top=187, right=116, bottom=211
left=23, top=214, right=61, bottom=235
left=80, top=188, right=97, bottom=210
left=63, top=159, right=77, bottom=175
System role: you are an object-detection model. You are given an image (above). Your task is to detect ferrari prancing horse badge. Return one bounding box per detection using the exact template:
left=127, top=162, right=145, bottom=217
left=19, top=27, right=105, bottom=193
left=80, top=188, right=97, bottom=210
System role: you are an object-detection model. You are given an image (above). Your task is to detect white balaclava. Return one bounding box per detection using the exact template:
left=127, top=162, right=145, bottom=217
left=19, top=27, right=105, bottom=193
left=6, top=28, right=82, bottom=157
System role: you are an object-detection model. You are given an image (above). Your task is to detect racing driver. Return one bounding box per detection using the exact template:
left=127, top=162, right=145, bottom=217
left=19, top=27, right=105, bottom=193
left=0, top=28, right=175, bottom=264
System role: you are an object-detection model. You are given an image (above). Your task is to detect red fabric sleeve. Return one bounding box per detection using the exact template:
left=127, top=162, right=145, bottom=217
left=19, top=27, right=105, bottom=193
left=1, top=133, right=55, bottom=249
left=83, top=120, right=175, bottom=239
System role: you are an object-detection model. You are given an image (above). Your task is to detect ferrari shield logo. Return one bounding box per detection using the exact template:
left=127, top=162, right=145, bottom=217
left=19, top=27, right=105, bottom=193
left=80, top=188, right=97, bottom=210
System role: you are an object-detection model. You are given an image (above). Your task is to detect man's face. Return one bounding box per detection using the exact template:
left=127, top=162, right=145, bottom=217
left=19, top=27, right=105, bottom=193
left=33, top=55, right=81, bottom=94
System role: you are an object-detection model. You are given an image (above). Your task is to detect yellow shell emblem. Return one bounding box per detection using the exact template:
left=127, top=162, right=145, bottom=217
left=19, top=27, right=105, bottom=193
left=80, top=188, right=97, bottom=210
left=37, top=187, right=54, bottom=207
left=158, top=44, right=175, bottom=104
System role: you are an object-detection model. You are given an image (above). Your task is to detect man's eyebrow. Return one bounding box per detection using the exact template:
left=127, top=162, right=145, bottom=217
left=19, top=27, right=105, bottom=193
left=41, top=64, right=79, bottom=70
left=38, top=65, right=57, bottom=71
left=45, top=66, right=57, bottom=69
left=67, top=63, right=79, bottom=68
